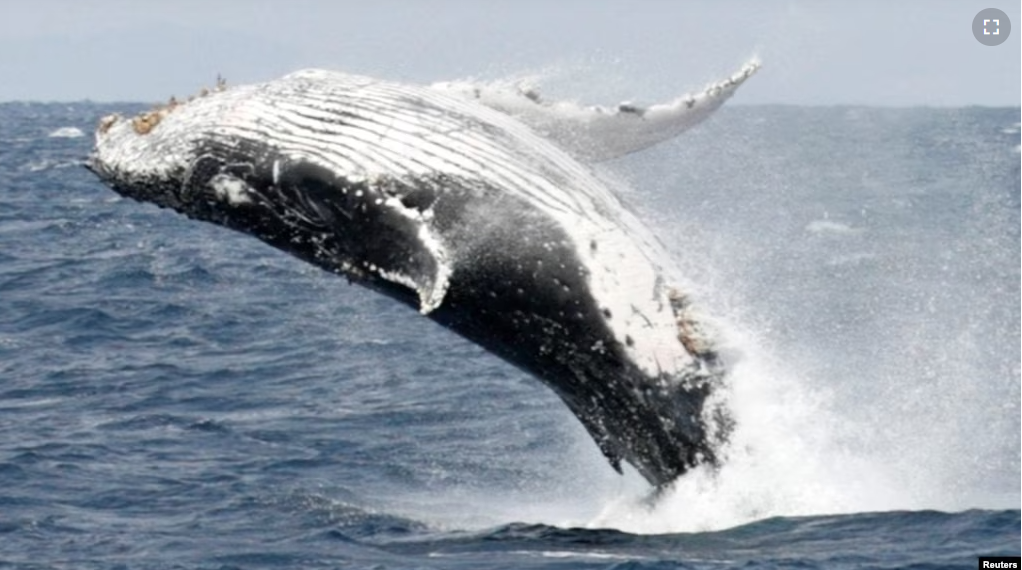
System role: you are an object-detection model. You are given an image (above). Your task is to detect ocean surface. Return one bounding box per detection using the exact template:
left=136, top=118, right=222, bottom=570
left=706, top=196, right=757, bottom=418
left=0, top=101, right=1019, bottom=569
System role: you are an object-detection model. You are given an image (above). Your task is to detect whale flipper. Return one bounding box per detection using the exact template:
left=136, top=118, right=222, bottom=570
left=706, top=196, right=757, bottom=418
left=180, top=141, right=453, bottom=315
left=432, top=59, right=760, bottom=162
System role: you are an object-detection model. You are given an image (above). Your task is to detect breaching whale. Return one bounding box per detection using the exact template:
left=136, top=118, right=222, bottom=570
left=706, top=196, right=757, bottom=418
left=86, top=61, right=759, bottom=487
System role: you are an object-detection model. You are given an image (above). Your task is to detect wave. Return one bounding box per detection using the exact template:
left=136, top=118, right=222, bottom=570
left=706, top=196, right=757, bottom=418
left=47, top=126, right=84, bottom=138
left=804, top=219, right=862, bottom=235
left=377, top=510, right=1019, bottom=568
left=20, top=159, right=81, bottom=172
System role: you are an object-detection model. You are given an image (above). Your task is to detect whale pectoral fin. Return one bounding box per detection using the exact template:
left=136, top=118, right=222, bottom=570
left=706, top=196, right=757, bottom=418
left=378, top=219, right=451, bottom=315
left=432, top=59, right=760, bottom=162
left=241, top=155, right=452, bottom=314
left=367, top=177, right=453, bottom=315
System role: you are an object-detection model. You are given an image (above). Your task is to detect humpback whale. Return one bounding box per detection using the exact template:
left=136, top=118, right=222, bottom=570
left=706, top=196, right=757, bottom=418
left=86, top=61, right=759, bottom=487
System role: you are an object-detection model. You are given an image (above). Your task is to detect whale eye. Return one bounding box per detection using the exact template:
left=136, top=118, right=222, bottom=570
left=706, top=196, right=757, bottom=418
left=181, top=155, right=226, bottom=202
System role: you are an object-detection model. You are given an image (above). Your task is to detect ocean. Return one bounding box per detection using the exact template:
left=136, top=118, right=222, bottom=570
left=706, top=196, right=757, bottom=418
left=0, top=101, right=1018, bottom=569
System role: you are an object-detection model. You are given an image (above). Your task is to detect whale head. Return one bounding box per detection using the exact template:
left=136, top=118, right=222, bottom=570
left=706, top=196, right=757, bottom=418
left=86, top=86, right=268, bottom=227
left=87, top=113, right=191, bottom=210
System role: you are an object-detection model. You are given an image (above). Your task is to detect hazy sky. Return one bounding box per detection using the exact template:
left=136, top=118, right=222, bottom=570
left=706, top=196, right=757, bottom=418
left=1, top=0, right=1018, bottom=106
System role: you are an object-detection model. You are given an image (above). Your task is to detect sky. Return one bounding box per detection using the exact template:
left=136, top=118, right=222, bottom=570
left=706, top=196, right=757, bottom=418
left=0, top=0, right=1018, bottom=106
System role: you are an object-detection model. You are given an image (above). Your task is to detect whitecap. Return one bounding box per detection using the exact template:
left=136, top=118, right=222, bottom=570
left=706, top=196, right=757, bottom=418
left=825, top=252, right=877, bottom=267
left=21, top=159, right=81, bottom=172
left=48, top=126, right=84, bottom=138
left=805, top=219, right=862, bottom=235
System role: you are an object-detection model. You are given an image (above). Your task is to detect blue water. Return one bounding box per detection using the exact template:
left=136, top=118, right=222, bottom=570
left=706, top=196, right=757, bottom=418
left=0, top=101, right=1018, bottom=569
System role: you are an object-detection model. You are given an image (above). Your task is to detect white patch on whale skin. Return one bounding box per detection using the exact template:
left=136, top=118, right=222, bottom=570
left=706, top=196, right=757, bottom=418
left=209, top=174, right=252, bottom=204
left=415, top=224, right=451, bottom=314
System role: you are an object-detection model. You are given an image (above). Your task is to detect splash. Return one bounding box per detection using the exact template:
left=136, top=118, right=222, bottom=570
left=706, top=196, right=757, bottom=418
left=586, top=324, right=907, bottom=533
left=570, top=103, right=1022, bottom=534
